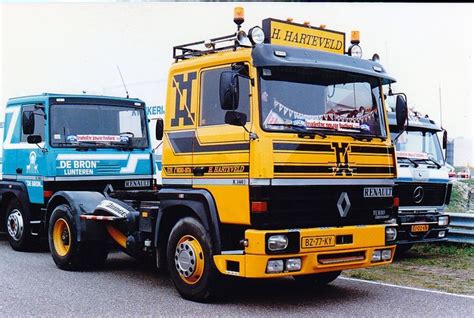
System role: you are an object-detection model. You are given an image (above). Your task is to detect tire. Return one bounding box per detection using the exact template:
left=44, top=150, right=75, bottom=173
left=48, top=204, right=108, bottom=271
left=293, top=270, right=341, bottom=286
left=167, top=217, right=221, bottom=302
left=396, top=244, right=413, bottom=256
left=5, top=199, right=34, bottom=251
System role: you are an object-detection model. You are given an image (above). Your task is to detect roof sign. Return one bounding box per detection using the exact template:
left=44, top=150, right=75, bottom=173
left=262, top=18, right=345, bottom=54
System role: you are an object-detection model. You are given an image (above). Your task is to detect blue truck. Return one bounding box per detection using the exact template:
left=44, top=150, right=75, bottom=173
left=0, top=93, right=155, bottom=251
left=388, top=109, right=451, bottom=253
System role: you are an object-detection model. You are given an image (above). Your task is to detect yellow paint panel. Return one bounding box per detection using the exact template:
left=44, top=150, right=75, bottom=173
left=196, top=185, right=250, bottom=225
left=245, top=225, right=387, bottom=255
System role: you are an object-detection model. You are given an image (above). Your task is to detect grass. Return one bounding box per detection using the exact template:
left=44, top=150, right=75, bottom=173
left=445, top=180, right=473, bottom=213
left=343, top=243, right=474, bottom=295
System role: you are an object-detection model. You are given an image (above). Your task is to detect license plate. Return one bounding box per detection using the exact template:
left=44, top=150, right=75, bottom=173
left=301, top=236, right=335, bottom=248
left=411, top=224, right=429, bottom=232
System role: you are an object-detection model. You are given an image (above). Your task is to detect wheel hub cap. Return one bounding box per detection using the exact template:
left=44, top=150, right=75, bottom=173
left=7, top=209, right=24, bottom=241
left=174, top=235, right=204, bottom=285
left=175, top=242, right=196, bottom=277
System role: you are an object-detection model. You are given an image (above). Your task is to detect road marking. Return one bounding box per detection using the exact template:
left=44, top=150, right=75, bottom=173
left=339, top=277, right=474, bottom=300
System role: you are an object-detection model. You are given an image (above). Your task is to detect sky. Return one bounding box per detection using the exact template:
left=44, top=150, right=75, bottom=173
left=1, top=2, right=473, bottom=141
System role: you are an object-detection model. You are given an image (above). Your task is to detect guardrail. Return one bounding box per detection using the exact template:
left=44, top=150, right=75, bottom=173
left=446, top=212, right=474, bottom=244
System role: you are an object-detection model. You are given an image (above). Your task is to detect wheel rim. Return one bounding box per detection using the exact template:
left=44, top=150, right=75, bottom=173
left=53, top=218, right=71, bottom=257
left=7, top=209, right=24, bottom=241
left=174, top=235, right=204, bottom=285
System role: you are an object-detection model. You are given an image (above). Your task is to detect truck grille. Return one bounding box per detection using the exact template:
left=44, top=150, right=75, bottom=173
left=250, top=184, right=394, bottom=229
left=397, top=182, right=447, bottom=207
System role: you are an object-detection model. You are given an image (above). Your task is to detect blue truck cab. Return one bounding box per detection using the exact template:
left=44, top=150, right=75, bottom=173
left=388, top=110, right=452, bottom=253
left=0, top=93, right=155, bottom=251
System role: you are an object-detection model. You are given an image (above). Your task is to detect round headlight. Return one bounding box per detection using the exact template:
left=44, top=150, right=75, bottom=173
left=349, top=44, right=363, bottom=58
left=249, top=26, right=265, bottom=45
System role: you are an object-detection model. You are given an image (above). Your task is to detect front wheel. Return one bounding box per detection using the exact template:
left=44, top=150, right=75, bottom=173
left=49, top=204, right=108, bottom=271
left=5, top=199, right=34, bottom=251
left=167, top=217, right=220, bottom=302
left=293, top=270, right=341, bottom=286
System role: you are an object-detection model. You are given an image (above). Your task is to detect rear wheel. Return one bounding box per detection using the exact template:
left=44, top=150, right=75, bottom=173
left=293, top=270, right=341, bottom=286
left=5, top=199, right=34, bottom=251
left=49, top=204, right=108, bottom=270
left=167, top=217, right=220, bottom=302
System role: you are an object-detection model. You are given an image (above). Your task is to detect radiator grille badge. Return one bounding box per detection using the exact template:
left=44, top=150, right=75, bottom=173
left=337, top=192, right=351, bottom=218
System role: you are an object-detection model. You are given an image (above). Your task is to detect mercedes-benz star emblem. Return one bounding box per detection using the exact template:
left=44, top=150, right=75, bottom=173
left=413, top=186, right=424, bottom=204
left=337, top=192, right=351, bottom=218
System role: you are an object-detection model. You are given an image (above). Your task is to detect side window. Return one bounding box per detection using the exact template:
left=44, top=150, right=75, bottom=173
left=200, top=66, right=250, bottom=126
left=21, top=105, right=45, bottom=142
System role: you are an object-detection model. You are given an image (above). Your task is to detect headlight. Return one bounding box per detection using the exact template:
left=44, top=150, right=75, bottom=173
left=285, top=258, right=301, bottom=272
left=438, top=216, right=449, bottom=226
left=249, top=26, right=265, bottom=45
left=267, top=235, right=288, bottom=251
left=348, top=44, right=362, bottom=58
left=381, top=249, right=392, bottom=261
left=266, top=260, right=284, bottom=273
left=385, top=227, right=397, bottom=242
left=371, top=250, right=381, bottom=262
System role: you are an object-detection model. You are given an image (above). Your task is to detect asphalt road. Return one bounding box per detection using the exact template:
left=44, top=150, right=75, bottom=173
left=0, top=235, right=473, bottom=317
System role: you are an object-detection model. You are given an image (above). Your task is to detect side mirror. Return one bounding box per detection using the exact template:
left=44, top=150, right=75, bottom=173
left=225, top=111, right=247, bottom=127
left=155, top=118, right=164, bottom=141
left=395, top=95, right=408, bottom=131
left=442, top=130, right=448, bottom=149
left=27, top=135, right=42, bottom=144
left=22, top=111, right=35, bottom=135
left=219, top=71, right=240, bottom=111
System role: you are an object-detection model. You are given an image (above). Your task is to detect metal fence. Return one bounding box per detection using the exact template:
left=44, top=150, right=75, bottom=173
left=446, top=212, right=474, bottom=244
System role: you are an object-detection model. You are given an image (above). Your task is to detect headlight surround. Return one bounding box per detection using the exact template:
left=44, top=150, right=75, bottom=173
left=267, top=234, right=288, bottom=252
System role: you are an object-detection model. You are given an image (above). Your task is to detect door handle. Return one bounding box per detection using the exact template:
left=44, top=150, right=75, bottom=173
left=192, top=167, right=207, bottom=176
left=16, top=168, right=23, bottom=174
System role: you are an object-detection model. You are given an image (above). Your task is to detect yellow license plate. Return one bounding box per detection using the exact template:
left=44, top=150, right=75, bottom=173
left=301, top=236, right=336, bottom=248
left=411, top=224, right=429, bottom=232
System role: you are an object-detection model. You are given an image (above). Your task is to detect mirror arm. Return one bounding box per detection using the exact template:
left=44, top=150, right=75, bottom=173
left=34, top=143, right=48, bottom=154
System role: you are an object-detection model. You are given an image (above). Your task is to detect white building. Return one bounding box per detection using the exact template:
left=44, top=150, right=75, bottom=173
left=453, top=137, right=474, bottom=167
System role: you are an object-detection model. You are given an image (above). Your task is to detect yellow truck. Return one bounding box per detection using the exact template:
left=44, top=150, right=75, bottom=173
left=45, top=8, right=407, bottom=302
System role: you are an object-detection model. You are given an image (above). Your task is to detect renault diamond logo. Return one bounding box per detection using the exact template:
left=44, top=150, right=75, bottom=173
left=413, top=186, right=424, bottom=204
left=337, top=192, right=351, bottom=218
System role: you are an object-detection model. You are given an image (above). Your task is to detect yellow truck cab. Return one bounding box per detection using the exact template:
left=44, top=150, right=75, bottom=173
left=45, top=9, right=407, bottom=302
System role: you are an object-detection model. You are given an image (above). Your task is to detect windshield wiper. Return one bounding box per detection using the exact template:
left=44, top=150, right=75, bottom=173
left=266, top=123, right=327, bottom=139
left=397, top=156, right=419, bottom=168
left=413, top=158, right=442, bottom=169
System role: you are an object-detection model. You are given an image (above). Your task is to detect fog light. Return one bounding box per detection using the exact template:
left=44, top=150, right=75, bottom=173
left=438, top=216, right=449, bottom=226
left=266, top=260, right=284, bottom=273
left=385, top=227, right=397, bottom=242
left=268, top=235, right=288, bottom=251
left=381, top=249, right=392, bottom=261
left=286, top=258, right=301, bottom=272
left=438, top=231, right=446, bottom=238
left=371, top=250, right=381, bottom=262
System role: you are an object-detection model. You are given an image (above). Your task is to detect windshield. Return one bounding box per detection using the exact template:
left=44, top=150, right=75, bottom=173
left=390, top=130, right=444, bottom=163
left=260, top=67, right=386, bottom=137
left=50, top=104, right=149, bottom=148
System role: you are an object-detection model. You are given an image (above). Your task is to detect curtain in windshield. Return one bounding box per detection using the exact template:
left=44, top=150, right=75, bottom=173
left=260, top=67, right=386, bottom=136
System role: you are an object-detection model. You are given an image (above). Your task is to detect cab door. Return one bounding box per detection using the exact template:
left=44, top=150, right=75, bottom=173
left=193, top=65, right=252, bottom=225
